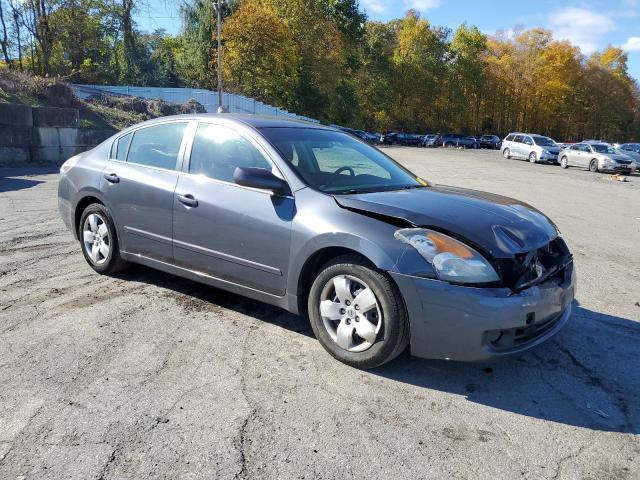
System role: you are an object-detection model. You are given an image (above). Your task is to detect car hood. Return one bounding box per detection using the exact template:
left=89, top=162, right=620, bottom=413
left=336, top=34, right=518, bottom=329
left=541, top=146, right=561, bottom=154
left=334, top=186, right=559, bottom=259
left=609, top=154, right=632, bottom=162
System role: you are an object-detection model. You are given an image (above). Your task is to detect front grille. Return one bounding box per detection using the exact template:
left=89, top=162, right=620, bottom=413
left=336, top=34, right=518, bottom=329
left=616, top=160, right=632, bottom=165
left=494, top=237, right=572, bottom=291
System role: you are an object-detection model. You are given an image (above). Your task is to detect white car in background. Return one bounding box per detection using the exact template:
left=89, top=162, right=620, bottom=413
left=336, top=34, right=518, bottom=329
left=559, top=142, right=636, bottom=173
left=502, top=133, right=561, bottom=164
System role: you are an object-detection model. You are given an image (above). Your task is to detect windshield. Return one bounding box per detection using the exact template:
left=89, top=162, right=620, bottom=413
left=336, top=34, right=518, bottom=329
left=261, top=128, right=422, bottom=194
left=592, top=144, right=617, bottom=154
left=531, top=136, right=557, bottom=147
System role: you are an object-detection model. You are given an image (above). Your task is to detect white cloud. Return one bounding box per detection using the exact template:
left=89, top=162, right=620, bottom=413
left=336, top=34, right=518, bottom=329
left=548, top=7, right=615, bottom=54
left=622, top=36, right=640, bottom=51
left=404, top=0, right=441, bottom=11
left=360, top=0, right=441, bottom=16
left=361, top=0, right=388, bottom=14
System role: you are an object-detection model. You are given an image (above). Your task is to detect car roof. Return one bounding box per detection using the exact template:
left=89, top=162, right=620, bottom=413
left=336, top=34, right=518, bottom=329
left=121, top=113, right=332, bottom=131
left=507, top=132, right=549, bottom=137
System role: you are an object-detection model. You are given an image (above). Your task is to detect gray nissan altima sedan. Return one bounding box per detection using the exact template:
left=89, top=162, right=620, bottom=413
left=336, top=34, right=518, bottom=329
left=58, top=114, right=576, bottom=368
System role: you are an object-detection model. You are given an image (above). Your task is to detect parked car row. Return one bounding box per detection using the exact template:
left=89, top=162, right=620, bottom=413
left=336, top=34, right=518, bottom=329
left=501, top=132, right=638, bottom=174
left=337, top=125, right=639, bottom=174
left=380, top=131, right=503, bottom=149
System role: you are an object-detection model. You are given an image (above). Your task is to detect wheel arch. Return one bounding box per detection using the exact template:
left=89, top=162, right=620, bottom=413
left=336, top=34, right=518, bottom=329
left=294, top=247, right=378, bottom=315
left=73, top=191, right=106, bottom=239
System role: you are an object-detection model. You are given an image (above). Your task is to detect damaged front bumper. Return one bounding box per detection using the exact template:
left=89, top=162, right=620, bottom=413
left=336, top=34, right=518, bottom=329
left=390, top=261, right=576, bottom=361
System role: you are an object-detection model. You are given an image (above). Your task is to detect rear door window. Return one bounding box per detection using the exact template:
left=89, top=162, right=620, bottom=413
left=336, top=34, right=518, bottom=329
left=126, top=122, right=188, bottom=170
left=505, top=134, right=515, bottom=141
left=513, top=135, right=524, bottom=143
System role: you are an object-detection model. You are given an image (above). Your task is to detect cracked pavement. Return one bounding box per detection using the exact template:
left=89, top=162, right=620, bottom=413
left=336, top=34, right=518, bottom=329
left=1, top=149, right=639, bottom=479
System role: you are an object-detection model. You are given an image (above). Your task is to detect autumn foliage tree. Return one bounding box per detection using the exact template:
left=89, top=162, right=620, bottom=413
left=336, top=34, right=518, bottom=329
left=222, top=0, right=299, bottom=109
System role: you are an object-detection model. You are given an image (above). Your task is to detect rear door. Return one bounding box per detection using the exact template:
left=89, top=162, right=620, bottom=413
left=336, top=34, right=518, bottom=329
left=102, top=121, right=191, bottom=263
left=566, top=144, right=582, bottom=167
left=577, top=144, right=592, bottom=168
left=512, top=135, right=525, bottom=158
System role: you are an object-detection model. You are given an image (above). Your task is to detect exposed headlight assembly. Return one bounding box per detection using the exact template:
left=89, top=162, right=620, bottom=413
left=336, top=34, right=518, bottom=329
left=395, top=228, right=500, bottom=284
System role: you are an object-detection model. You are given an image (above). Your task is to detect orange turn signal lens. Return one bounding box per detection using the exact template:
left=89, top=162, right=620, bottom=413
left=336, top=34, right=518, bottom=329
left=426, top=232, right=474, bottom=259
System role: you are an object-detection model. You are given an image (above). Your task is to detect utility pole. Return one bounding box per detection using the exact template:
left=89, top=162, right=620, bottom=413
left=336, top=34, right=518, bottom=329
left=216, top=0, right=227, bottom=113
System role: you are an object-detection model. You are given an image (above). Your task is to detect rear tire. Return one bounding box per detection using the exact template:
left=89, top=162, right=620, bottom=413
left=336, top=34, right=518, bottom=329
left=307, top=255, right=409, bottom=369
left=78, top=203, right=129, bottom=275
left=503, top=148, right=511, bottom=159
left=589, top=159, right=599, bottom=173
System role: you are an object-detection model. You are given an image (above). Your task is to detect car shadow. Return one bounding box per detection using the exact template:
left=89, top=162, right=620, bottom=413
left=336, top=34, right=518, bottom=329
left=0, top=167, right=58, bottom=193
left=114, top=265, right=315, bottom=338
left=114, top=266, right=639, bottom=433
left=370, top=301, right=639, bottom=433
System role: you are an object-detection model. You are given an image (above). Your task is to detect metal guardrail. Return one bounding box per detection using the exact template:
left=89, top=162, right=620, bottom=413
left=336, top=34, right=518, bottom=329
left=72, top=84, right=319, bottom=123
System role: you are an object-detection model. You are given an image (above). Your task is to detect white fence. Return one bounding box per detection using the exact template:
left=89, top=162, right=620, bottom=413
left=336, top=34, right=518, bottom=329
left=72, top=84, right=319, bottom=123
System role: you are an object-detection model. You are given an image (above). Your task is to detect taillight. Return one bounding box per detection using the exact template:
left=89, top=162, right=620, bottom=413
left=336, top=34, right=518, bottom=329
left=60, top=154, right=81, bottom=175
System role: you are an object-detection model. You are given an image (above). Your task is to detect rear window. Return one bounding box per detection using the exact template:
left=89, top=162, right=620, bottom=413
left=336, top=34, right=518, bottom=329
left=127, top=122, right=187, bottom=170
left=113, top=133, right=132, bottom=161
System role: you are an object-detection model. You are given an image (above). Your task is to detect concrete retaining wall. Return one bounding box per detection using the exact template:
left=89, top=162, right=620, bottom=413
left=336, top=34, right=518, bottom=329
left=0, top=104, right=115, bottom=166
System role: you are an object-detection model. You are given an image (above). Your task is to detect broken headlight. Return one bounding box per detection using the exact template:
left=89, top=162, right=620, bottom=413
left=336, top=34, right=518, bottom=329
left=394, top=228, right=499, bottom=284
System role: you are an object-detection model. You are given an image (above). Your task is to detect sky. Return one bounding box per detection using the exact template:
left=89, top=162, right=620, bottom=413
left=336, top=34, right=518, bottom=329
left=137, top=0, right=640, bottom=81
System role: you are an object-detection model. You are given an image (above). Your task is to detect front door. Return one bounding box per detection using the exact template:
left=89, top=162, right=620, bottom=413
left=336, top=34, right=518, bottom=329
left=101, top=121, right=189, bottom=263
left=172, top=121, right=294, bottom=296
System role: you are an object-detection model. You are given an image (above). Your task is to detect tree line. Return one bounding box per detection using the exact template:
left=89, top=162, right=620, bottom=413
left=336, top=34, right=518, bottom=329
left=1, top=0, right=639, bottom=141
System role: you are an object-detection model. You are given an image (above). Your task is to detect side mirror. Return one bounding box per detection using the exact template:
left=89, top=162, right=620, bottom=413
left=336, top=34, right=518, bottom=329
left=234, top=166, right=289, bottom=194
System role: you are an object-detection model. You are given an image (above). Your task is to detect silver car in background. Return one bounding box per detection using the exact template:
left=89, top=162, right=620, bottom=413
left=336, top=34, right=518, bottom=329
left=502, top=133, right=561, bottom=164
left=559, top=142, right=636, bottom=173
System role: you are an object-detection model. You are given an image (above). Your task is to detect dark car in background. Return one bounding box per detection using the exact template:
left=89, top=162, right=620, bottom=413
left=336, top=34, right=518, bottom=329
left=619, top=143, right=640, bottom=163
left=381, top=132, right=422, bottom=146
left=57, top=114, right=575, bottom=368
left=441, top=133, right=479, bottom=149
left=335, top=126, right=380, bottom=145
left=478, top=135, right=502, bottom=149
left=350, top=129, right=380, bottom=144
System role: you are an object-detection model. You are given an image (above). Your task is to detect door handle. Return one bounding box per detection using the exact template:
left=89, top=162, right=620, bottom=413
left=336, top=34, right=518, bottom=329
left=177, top=193, right=198, bottom=207
left=104, top=173, right=120, bottom=183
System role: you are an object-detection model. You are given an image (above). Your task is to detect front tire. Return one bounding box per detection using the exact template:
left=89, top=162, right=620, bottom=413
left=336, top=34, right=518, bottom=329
left=560, top=156, right=569, bottom=169
left=589, top=159, right=599, bottom=173
left=307, top=255, right=409, bottom=369
left=529, top=152, right=537, bottom=163
left=78, top=203, right=129, bottom=274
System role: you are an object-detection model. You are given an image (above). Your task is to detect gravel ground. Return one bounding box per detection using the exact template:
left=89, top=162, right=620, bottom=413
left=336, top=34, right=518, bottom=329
left=0, top=148, right=639, bottom=480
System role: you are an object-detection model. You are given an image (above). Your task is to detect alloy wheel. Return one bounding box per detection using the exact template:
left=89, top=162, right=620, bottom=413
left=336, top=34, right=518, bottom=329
left=319, top=275, right=382, bottom=352
left=82, top=213, right=110, bottom=265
